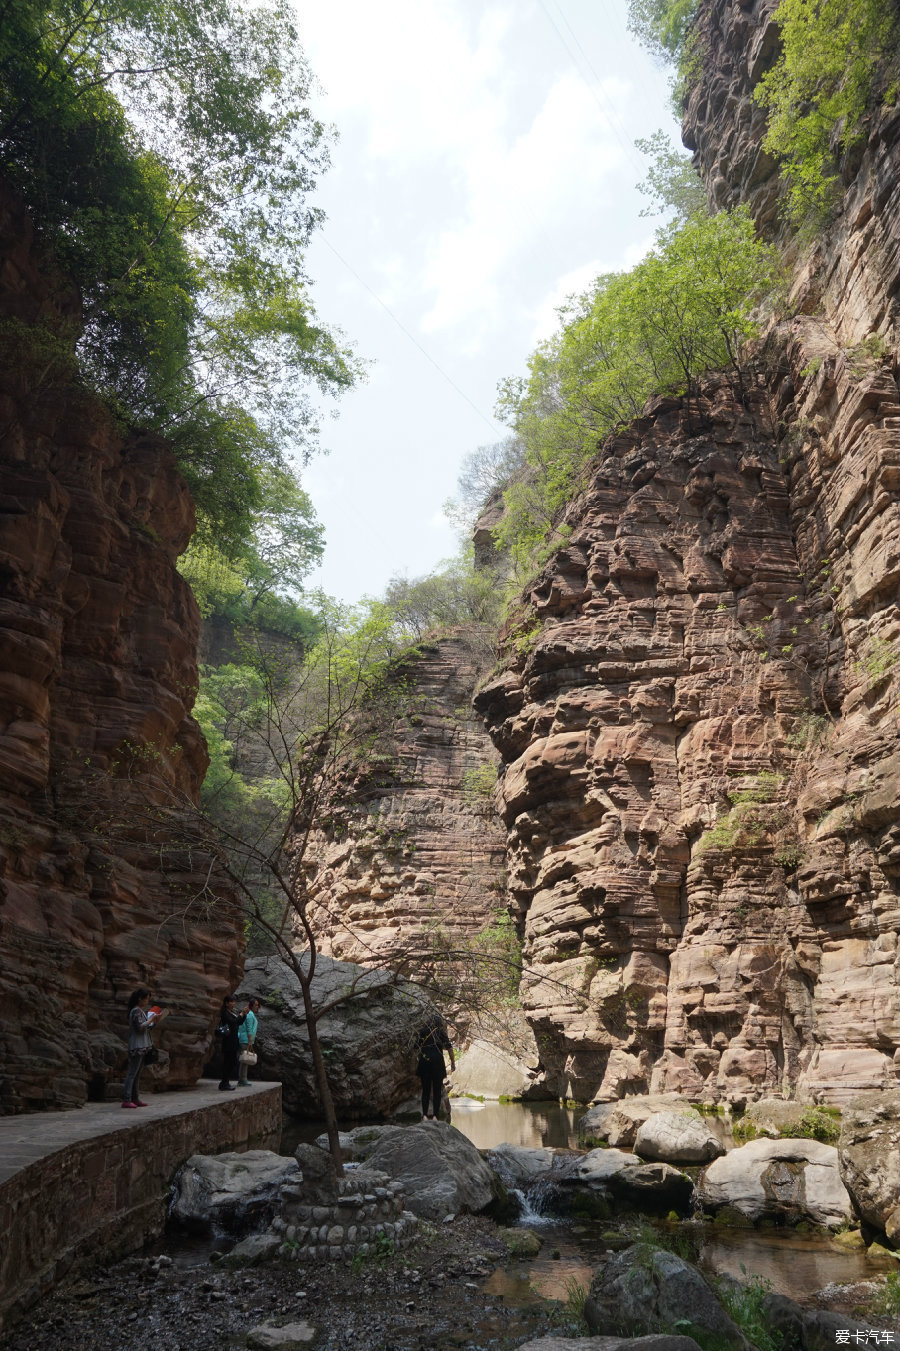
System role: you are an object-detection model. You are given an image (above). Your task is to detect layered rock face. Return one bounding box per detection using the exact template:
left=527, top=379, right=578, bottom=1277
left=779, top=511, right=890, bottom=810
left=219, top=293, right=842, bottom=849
left=303, top=635, right=507, bottom=970
left=471, top=0, right=900, bottom=1105
left=0, top=187, right=243, bottom=1111
left=475, top=358, right=899, bottom=1103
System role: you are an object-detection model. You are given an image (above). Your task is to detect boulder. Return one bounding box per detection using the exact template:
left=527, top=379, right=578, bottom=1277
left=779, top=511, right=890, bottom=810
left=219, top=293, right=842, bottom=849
left=760, top=1292, right=892, bottom=1351
left=359, top=1121, right=502, bottom=1221
left=573, top=1149, right=694, bottom=1213
left=838, top=1091, right=900, bottom=1242
left=499, top=1227, right=543, bottom=1256
left=314, top=1125, right=396, bottom=1161
left=579, top=1096, right=696, bottom=1148
left=515, top=1338, right=704, bottom=1351
left=634, top=1112, right=725, bottom=1164
left=742, top=1099, right=822, bottom=1138
left=488, top=1142, right=566, bottom=1188
left=237, top=954, right=437, bottom=1119
left=169, top=1151, right=299, bottom=1235
left=584, top=1245, right=747, bottom=1346
left=698, top=1138, right=852, bottom=1228
left=222, top=1233, right=283, bottom=1266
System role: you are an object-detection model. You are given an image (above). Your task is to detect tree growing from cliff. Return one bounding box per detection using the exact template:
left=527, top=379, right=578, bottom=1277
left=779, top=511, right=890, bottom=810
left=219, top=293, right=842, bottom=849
left=0, top=0, right=360, bottom=552
left=494, top=206, right=780, bottom=579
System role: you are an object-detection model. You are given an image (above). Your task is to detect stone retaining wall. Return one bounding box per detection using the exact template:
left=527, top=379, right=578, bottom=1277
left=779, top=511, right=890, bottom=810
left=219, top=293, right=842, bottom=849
left=272, top=1168, right=418, bottom=1262
left=0, top=1085, right=281, bottom=1334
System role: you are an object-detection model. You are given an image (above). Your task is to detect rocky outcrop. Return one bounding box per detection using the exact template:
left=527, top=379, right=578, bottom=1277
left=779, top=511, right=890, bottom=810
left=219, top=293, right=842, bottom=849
left=0, top=185, right=243, bottom=1112
left=584, top=1246, right=749, bottom=1346
left=348, top=1120, right=503, bottom=1221
left=302, top=634, right=508, bottom=1006
left=838, top=1091, right=900, bottom=1241
left=475, top=343, right=900, bottom=1107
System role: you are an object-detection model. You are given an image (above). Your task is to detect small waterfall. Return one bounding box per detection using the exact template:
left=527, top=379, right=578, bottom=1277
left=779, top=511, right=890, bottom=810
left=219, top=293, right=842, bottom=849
left=488, top=1149, right=559, bottom=1226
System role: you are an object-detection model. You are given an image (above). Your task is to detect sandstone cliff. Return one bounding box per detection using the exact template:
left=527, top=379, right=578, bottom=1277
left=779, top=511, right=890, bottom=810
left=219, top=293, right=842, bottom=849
left=0, top=187, right=243, bottom=1111
left=302, top=634, right=507, bottom=980
left=471, top=0, right=900, bottom=1104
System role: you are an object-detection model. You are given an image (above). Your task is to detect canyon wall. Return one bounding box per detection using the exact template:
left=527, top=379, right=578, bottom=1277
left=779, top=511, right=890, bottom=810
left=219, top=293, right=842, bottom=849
left=310, top=0, right=900, bottom=1106
left=471, top=0, right=900, bottom=1104
left=0, top=187, right=243, bottom=1112
left=302, top=634, right=507, bottom=973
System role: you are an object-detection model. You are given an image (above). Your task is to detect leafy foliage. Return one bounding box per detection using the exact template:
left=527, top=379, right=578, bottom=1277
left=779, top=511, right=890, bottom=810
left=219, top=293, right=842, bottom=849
left=494, top=208, right=779, bottom=579
left=0, top=0, right=360, bottom=550
left=754, top=0, right=899, bottom=228
left=636, top=130, right=708, bottom=222
left=383, top=548, right=505, bottom=641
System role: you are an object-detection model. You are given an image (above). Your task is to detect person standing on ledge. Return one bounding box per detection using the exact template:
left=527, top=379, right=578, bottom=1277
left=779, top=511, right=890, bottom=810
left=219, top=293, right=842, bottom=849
left=217, top=993, right=247, bottom=1091
left=122, top=988, right=168, bottom=1108
left=415, top=1018, right=455, bottom=1121
left=237, top=996, right=260, bottom=1087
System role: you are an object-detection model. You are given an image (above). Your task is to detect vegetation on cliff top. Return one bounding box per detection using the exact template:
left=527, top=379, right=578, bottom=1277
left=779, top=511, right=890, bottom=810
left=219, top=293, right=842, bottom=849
left=0, top=0, right=359, bottom=553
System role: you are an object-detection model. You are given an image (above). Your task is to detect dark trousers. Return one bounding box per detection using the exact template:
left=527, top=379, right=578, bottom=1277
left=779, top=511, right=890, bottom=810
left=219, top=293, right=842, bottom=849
left=220, top=1041, right=239, bottom=1088
left=420, top=1069, right=443, bottom=1118
left=123, top=1051, right=144, bottom=1103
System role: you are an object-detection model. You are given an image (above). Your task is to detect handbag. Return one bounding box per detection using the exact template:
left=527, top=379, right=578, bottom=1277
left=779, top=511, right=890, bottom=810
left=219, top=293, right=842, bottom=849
left=238, top=1049, right=258, bottom=1066
left=143, top=1046, right=160, bottom=1064
left=215, top=1020, right=230, bottom=1038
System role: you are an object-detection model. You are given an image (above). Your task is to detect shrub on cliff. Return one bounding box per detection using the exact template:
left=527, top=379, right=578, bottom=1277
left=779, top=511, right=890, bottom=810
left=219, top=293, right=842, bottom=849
left=755, top=0, right=899, bottom=228
left=494, top=206, right=779, bottom=579
left=0, top=0, right=360, bottom=552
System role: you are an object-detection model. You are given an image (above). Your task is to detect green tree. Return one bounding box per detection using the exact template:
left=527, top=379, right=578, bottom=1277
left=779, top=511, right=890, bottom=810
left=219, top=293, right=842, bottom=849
left=495, top=208, right=779, bottom=577
left=0, top=0, right=361, bottom=550
left=636, top=130, right=708, bottom=222
left=754, top=0, right=898, bottom=227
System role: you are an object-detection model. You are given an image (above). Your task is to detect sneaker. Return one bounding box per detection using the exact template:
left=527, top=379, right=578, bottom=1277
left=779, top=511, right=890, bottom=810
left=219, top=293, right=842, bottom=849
left=135, top=1101, right=149, bottom=1107
left=219, top=1084, right=236, bottom=1091
left=121, top=1101, right=137, bottom=1108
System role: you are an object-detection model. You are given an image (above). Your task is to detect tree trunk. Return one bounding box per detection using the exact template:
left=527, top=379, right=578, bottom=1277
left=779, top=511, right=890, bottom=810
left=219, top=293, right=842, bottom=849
left=298, top=970, right=344, bottom=1177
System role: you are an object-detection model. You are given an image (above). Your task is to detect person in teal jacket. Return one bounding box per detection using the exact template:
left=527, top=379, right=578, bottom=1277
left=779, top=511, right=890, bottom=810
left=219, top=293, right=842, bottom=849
left=237, top=996, right=260, bottom=1086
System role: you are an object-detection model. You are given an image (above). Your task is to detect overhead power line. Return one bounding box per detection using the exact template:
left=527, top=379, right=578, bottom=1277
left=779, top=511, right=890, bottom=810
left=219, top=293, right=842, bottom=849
left=320, top=234, right=503, bottom=437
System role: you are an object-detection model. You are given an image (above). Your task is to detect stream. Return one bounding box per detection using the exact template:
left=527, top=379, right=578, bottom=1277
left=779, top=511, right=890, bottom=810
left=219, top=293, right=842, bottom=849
left=279, top=1099, right=875, bottom=1309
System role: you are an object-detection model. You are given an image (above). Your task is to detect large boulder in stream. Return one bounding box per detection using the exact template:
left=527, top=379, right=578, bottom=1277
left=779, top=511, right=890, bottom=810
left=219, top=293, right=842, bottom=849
left=838, top=1091, right=900, bottom=1241
left=573, top=1149, right=694, bottom=1213
left=237, top=954, right=437, bottom=1119
left=348, top=1121, right=507, bottom=1221
left=584, top=1246, right=749, bottom=1346
left=698, top=1137, right=852, bottom=1228
left=578, top=1096, right=696, bottom=1148
left=634, top=1111, right=724, bottom=1165
left=169, top=1150, right=299, bottom=1235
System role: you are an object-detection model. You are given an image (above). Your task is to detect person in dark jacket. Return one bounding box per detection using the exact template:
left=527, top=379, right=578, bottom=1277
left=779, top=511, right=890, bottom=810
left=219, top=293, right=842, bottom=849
left=217, top=994, right=247, bottom=1091
left=415, top=1019, right=455, bottom=1121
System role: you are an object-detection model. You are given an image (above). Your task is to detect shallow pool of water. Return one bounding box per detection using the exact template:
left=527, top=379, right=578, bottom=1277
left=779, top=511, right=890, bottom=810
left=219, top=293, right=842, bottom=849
left=449, top=1099, right=583, bottom=1150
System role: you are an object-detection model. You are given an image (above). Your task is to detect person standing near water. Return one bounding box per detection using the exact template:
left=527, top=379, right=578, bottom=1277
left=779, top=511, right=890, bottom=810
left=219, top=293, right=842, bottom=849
left=415, top=1018, right=455, bottom=1121
left=237, top=996, right=260, bottom=1086
left=122, top=988, right=168, bottom=1108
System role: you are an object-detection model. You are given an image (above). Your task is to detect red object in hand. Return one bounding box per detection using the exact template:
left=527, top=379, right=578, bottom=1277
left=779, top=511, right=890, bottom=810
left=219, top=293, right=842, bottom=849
left=149, top=1006, right=162, bottom=1016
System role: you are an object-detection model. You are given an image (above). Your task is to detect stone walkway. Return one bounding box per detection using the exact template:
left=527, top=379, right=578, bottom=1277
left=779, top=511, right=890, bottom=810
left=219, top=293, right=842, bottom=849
left=0, top=1080, right=277, bottom=1186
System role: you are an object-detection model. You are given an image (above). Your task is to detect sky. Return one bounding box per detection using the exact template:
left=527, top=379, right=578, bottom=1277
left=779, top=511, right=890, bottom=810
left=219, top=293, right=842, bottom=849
left=292, top=0, right=681, bottom=604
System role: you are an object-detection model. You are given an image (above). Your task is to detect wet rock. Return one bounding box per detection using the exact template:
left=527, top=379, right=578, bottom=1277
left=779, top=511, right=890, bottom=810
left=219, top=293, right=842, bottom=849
left=498, top=1227, right=543, bottom=1257
left=584, top=1245, right=748, bottom=1346
left=838, top=1092, right=900, bottom=1242
left=488, top=1142, right=574, bottom=1188
left=169, top=1151, right=299, bottom=1236
left=699, top=1138, right=852, bottom=1229
left=633, top=1111, right=725, bottom=1164
left=573, top=1149, right=694, bottom=1213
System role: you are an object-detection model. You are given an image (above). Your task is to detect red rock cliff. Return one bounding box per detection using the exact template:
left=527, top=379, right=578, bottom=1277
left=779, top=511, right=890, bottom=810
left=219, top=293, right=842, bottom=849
left=0, top=187, right=243, bottom=1111
left=471, top=0, right=900, bottom=1105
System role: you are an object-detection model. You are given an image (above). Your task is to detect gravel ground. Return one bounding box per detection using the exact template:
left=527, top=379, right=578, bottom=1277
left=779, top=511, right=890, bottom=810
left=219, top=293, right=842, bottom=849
left=1, top=1216, right=582, bottom=1351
